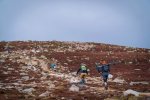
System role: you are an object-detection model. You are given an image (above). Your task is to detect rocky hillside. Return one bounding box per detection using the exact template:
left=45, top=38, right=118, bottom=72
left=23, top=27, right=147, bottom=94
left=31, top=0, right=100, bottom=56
left=0, top=41, right=150, bottom=100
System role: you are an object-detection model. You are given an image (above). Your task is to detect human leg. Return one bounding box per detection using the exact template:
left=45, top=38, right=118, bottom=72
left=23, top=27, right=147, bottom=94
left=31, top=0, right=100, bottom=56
left=102, top=73, right=108, bottom=90
left=80, top=73, right=86, bottom=84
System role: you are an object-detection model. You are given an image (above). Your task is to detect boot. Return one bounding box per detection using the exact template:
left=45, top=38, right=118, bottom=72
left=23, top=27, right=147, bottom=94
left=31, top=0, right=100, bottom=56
left=104, top=82, right=108, bottom=90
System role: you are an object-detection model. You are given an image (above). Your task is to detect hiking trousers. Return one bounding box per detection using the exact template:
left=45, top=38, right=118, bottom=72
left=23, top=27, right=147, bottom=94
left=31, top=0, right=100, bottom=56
left=102, top=72, right=109, bottom=82
left=80, top=73, right=87, bottom=79
left=80, top=73, right=87, bottom=84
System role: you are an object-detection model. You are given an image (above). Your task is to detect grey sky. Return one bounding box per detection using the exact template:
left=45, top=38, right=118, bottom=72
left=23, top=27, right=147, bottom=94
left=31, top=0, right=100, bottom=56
left=0, top=0, right=150, bottom=48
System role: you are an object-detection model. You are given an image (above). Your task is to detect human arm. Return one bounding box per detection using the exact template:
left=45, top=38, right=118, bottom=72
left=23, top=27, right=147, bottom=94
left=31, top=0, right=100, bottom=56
left=96, top=66, right=102, bottom=73
left=76, top=68, right=81, bottom=75
left=95, top=63, right=101, bottom=72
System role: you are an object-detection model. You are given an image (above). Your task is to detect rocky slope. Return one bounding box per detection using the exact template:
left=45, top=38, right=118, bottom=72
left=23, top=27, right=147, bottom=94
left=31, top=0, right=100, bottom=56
left=0, top=41, right=150, bottom=100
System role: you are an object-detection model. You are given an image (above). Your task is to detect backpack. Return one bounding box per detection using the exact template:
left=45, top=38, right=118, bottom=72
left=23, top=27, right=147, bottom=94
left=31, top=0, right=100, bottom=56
left=102, top=65, right=109, bottom=72
left=81, top=66, right=87, bottom=71
left=50, top=64, right=56, bottom=69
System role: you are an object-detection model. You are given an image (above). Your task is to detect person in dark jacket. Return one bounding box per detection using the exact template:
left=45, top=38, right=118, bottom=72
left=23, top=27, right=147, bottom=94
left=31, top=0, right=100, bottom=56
left=77, top=63, right=88, bottom=84
left=50, top=63, right=57, bottom=71
left=96, top=60, right=110, bottom=90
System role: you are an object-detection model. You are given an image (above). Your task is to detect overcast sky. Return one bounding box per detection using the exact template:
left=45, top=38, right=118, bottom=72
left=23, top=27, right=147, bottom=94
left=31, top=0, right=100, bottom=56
left=0, top=0, right=150, bottom=48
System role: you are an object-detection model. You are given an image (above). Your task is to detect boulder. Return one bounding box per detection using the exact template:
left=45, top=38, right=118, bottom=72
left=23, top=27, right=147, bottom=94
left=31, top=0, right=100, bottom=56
left=69, top=84, right=79, bottom=92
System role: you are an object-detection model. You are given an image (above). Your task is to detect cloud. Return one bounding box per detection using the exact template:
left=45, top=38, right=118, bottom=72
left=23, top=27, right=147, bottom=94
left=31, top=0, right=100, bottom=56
left=0, top=0, right=150, bottom=48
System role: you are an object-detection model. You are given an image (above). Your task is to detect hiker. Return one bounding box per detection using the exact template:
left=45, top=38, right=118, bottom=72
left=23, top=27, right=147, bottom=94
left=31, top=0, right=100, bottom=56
left=76, top=63, right=88, bottom=84
left=95, top=60, right=110, bottom=90
left=50, top=63, right=57, bottom=71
